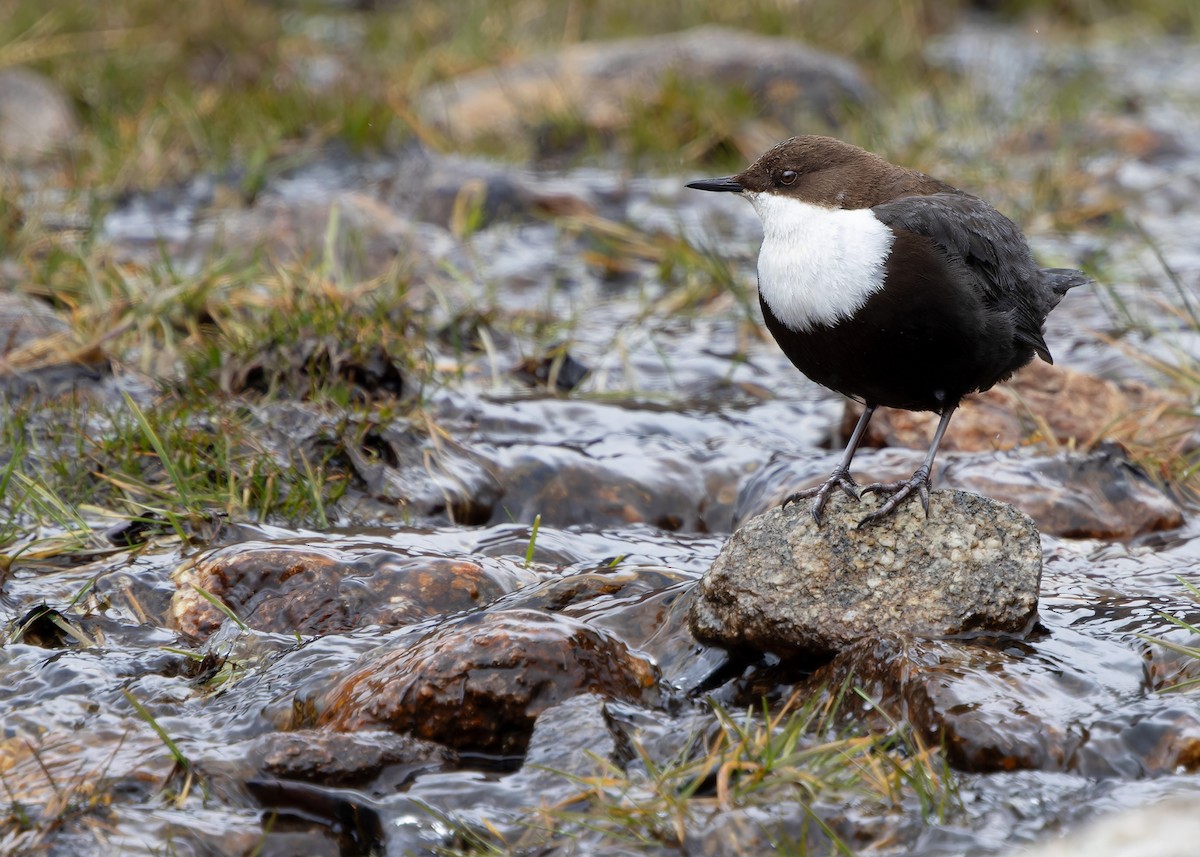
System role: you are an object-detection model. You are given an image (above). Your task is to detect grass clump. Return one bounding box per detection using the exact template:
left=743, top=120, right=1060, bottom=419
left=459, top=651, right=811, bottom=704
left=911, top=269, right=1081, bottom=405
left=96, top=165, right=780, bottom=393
left=0, top=390, right=345, bottom=561
left=0, top=234, right=429, bottom=557
left=438, top=686, right=957, bottom=855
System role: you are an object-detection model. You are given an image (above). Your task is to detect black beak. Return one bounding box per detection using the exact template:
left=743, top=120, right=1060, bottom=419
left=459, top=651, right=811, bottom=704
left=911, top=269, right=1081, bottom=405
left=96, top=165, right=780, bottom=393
left=686, top=176, right=744, bottom=193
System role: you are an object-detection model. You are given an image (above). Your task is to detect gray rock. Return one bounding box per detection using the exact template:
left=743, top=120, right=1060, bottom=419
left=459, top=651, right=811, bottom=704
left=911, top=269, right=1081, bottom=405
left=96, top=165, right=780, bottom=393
left=0, top=67, right=78, bottom=161
left=417, top=25, right=872, bottom=145
left=689, top=490, right=1041, bottom=658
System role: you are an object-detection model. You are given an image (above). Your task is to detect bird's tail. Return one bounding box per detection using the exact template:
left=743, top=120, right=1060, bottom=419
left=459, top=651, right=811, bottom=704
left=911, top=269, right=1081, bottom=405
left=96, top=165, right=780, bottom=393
left=1042, top=267, right=1091, bottom=298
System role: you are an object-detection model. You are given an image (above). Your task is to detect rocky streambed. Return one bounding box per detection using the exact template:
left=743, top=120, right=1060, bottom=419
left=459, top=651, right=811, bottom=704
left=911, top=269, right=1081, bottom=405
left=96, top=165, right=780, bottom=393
left=3, top=16, right=1200, bottom=857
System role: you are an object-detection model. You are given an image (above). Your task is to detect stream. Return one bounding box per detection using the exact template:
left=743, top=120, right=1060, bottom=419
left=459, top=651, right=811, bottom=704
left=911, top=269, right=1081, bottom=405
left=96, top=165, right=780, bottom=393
left=3, top=17, right=1200, bottom=857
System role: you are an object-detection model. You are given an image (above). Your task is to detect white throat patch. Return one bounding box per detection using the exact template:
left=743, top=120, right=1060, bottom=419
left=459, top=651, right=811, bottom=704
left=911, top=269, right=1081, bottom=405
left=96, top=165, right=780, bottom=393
left=745, top=192, right=894, bottom=332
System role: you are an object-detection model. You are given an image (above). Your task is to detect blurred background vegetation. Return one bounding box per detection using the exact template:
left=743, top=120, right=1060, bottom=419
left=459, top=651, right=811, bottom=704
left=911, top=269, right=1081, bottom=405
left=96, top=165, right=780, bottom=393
left=2, top=0, right=1197, bottom=190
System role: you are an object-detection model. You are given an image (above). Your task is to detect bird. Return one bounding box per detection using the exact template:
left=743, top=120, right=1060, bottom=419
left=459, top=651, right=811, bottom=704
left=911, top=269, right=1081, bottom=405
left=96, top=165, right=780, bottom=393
left=687, top=135, right=1087, bottom=526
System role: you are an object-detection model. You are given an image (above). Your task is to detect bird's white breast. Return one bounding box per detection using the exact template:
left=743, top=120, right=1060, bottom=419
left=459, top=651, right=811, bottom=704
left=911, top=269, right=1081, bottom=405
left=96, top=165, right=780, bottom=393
left=745, top=192, right=894, bottom=332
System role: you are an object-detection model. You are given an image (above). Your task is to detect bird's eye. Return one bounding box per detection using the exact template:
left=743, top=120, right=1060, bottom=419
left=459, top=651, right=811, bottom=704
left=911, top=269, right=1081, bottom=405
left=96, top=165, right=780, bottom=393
left=779, top=170, right=798, bottom=186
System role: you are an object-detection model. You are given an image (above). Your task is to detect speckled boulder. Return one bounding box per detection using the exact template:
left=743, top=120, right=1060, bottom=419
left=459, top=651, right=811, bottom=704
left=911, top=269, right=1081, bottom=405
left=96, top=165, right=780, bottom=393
left=689, top=490, right=1041, bottom=658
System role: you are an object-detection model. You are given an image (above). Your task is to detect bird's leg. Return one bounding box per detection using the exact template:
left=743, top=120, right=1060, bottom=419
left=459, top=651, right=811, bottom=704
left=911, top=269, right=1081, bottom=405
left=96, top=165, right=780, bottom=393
left=858, top=405, right=955, bottom=526
left=782, top=404, right=876, bottom=523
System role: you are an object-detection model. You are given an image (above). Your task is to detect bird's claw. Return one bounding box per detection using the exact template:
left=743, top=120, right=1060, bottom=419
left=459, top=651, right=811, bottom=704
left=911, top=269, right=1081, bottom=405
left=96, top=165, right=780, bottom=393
left=781, top=468, right=860, bottom=523
left=858, top=466, right=931, bottom=527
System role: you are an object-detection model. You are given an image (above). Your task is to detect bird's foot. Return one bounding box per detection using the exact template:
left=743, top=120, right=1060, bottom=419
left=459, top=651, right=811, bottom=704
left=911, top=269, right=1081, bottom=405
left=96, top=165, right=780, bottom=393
left=858, top=466, right=931, bottom=527
left=782, top=468, right=861, bottom=523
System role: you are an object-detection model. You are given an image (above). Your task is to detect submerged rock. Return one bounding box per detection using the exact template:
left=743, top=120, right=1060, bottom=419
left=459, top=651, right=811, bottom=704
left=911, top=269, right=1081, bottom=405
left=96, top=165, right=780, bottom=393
left=500, top=565, right=725, bottom=691
left=689, top=490, right=1041, bottom=658
left=949, top=443, right=1184, bottom=538
left=417, top=26, right=871, bottom=147
left=405, top=694, right=620, bottom=821
left=319, top=609, right=661, bottom=754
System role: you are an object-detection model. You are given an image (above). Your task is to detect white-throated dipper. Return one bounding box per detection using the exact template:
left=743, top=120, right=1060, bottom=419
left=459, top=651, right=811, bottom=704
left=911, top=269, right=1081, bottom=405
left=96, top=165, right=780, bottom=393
left=688, top=135, right=1087, bottom=525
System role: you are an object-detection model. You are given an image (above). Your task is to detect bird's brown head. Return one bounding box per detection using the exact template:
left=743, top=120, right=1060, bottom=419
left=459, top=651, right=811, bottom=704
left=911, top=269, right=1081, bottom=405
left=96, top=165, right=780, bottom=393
left=687, top=135, right=942, bottom=209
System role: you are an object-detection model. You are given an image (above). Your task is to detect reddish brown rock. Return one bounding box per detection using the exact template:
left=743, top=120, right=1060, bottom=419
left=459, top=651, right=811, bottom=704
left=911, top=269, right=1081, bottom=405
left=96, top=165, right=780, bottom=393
left=171, top=544, right=534, bottom=640
left=502, top=566, right=723, bottom=690
left=319, top=609, right=660, bottom=754
left=843, top=361, right=1195, bottom=457
left=808, top=635, right=1078, bottom=772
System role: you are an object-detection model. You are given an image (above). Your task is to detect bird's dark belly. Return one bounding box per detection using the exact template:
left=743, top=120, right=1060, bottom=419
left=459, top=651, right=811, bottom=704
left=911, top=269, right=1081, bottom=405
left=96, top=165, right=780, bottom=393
left=760, top=286, right=1033, bottom=413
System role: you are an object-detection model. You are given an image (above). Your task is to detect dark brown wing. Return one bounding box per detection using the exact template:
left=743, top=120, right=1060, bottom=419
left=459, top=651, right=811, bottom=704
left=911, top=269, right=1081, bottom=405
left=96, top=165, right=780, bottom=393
left=872, top=192, right=1061, bottom=363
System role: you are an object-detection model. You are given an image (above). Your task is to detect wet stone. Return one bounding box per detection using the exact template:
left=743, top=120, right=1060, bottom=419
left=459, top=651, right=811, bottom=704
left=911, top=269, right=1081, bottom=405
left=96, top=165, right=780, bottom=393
left=689, top=490, right=1042, bottom=659
left=170, top=543, right=534, bottom=640
left=105, top=185, right=446, bottom=283
left=417, top=26, right=872, bottom=147
left=413, top=162, right=595, bottom=230
left=690, top=803, right=840, bottom=857
left=243, top=779, right=382, bottom=856
left=804, top=634, right=1200, bottom=777
left=342, top=422, right=503, bottom=525
left=517, top=693, right=618, bottom=782
left=948, top=444, right=1184, bottom=539
left=319, top=608, right=661, bottom=754
left=1144, top=632, right=1200, bottom=694
left=492, top=447, right=721, bottom=531
left=807, top=634, right=1081, bottom=773
left=501, top=565, right=725, bottom=691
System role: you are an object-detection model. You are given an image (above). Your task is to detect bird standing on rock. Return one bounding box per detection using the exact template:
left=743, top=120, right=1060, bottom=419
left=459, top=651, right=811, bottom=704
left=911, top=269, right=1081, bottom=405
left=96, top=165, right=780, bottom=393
left=688, top=135, right=1087, bottom=526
